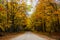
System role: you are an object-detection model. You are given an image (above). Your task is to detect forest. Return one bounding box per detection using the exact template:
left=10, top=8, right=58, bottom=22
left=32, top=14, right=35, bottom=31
left=0, top=0, right=60, bottom=36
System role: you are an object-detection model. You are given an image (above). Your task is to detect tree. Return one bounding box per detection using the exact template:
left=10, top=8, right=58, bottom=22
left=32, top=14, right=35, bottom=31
left=0, top=0, right=27, bottom=32
left=14, top=2, right=27, bottom=31
left=0, top=4, right=7, bottom=32
left=31, top=0, right=60, bottom=33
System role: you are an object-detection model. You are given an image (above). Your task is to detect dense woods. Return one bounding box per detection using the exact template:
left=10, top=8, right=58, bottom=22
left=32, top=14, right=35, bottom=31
left=31, top=0, right=60, bottom=33
left=0, top=0, right=27, bottom=32
left=0, top=0, right=60, bottom=35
